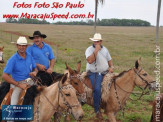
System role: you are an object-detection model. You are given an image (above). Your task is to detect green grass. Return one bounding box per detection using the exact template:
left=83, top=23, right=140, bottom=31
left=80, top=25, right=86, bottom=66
left=0, top=23, right=163, bottom=121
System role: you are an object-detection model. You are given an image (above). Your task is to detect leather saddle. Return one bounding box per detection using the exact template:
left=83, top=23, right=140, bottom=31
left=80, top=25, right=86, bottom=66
left=0, top=87, right=29, bottom=108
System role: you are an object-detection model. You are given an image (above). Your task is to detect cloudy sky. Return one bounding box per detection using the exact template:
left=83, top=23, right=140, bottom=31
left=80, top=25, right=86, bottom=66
left=0, top=0, right=162, bottom=26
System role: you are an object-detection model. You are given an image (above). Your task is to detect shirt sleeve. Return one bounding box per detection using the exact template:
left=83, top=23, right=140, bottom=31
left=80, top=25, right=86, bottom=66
left=31, top=57, right=36, bottom=69
left=85, top=47, right=93, bottom=59
left=26, top=46, right=32, bottom=54
left=106, top=48, right=112, bottom=61
left=48, top=46, right=55, bottom=60
left=3, top=57, right=15, bottom=75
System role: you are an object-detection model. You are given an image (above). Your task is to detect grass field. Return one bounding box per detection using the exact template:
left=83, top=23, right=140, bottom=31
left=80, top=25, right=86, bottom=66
left=0, top=23, right=163, bottom=122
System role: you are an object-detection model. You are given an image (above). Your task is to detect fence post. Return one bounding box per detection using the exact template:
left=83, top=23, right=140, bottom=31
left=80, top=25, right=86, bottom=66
left=11, top=34, right=12, bottom=42
left=55, top=45, right=58, bottom=62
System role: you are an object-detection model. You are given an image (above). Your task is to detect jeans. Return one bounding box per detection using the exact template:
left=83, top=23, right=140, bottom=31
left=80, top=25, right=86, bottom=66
left=89, top=72, right=103, bottom=113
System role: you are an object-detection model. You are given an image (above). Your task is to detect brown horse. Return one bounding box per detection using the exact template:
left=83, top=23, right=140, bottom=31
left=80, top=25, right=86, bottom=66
left=0, top=46, right=4, bottom=63
left=78, top=58, right=156, bottom=122
left=32, top=73, right=84, bottom=122
left=53, top=62, right=86, bottom=122
left=150, top=93, right=163, bottom=122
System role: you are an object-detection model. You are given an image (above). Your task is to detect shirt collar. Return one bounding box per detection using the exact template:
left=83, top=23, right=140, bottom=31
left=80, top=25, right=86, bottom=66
left=92, top=44, right=103, bottom=48
left=16, top=51, right=27, bottom=60
left=33, top=42, right=45, bottom=48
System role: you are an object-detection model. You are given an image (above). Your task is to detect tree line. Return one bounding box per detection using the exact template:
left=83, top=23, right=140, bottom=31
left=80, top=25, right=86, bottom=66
left=6, top=18, right=50, bottom=24
left=6, top=18, right=151, bottom=26
left=55, top=19, right=151, bottom=26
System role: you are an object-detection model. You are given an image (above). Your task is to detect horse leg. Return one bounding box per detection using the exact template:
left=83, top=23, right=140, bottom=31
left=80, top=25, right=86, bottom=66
left=106, top=112, right=116, bottom=122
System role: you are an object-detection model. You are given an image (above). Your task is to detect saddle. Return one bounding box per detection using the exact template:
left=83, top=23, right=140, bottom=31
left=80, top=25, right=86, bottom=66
left=0, top=87, right=29, bottom=108
left=0, top=88, right=13, bottom=109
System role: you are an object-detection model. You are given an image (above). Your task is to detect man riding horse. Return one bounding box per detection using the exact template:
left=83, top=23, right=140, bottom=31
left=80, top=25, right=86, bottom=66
left=2, top=37, right=38, bottom=106
left=85, top=33, right=114, bottom=121
left=27, top=31, right=55, bottom=74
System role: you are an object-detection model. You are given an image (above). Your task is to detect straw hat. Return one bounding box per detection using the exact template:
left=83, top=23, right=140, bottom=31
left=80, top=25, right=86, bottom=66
left=89, top=33, right=103, bottom=41
left=17, top=37, right=28, bottom=45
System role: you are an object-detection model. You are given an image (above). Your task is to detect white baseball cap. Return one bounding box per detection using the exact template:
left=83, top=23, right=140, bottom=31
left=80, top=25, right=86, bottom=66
left=89, top=33, right=103, bottom=41
left=17, top=37, right=28, bottom=45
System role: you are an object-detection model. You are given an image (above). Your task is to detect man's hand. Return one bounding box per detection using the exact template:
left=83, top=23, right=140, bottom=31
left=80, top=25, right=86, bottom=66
left=29, top=72, right=37, bottom=77
left=37, top=64, right=46, bottom=71
left=95, top=44, right=101, bottom=52
left=108, top=67, right=114, bottom=73
left=47, top=67, right=53, bottom=74
left=18, top=83, right=28, bottom=90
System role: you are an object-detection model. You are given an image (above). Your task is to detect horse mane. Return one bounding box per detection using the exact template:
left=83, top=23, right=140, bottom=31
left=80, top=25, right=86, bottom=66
left=101, top=69, right=132, bottom=102
left=22, top=85, right=45, bottom=105
left=36, top=71, right=64, bottom=86
left=112, top=69, right=132, bottom=82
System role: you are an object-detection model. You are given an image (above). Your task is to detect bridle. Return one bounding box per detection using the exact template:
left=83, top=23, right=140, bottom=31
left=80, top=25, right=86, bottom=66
left=33, top=77, right=80, bottom=122
left=133, top=68, right=151, bottom=88
left=69, top=74, right=86, bottom=99
left=69, top=74, right=83, bottom=82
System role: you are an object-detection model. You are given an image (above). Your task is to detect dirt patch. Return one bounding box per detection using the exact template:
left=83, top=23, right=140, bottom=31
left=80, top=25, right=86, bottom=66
left=3, top=31, right=59, bottom=46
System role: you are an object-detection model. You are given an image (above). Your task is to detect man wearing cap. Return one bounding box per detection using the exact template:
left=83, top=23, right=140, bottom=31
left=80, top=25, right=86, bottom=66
left=85, top=33, right=114, bottom=120
left=27, top=31, right=55, bottom=74
left=2, top=37, right=38, bottom=105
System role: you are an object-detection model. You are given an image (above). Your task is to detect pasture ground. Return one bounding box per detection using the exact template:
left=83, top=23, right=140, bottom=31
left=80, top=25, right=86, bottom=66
left=0, top=23, right=163, bottom=122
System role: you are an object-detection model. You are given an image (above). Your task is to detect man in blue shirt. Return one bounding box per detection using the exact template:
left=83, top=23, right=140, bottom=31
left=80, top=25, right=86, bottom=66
left=2, top=37, right=38, bottom=105
left=27, top=31, right=55, bottom=74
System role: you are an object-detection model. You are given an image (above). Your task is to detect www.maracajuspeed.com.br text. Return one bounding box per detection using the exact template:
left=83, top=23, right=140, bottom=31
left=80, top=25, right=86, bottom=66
left=3, top=12, right=94, bottom=20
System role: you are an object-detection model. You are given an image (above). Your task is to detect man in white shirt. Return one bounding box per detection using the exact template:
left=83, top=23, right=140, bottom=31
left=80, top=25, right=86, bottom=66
left=85, top=33, right=114, bottom=120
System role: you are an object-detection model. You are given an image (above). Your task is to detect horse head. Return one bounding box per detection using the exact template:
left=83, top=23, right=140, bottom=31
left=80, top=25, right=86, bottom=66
left=0, top=46, right=4, bottom=63
left=65, top=61, right=85, bottom=94
left=134, top=58, right=156, bottom=90
left=59, top=73, right=84, bottom=121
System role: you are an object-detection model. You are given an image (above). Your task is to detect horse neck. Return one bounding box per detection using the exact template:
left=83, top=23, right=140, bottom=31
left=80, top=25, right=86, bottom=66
left=114, top=69, right=136, bottom=103
left=37, top=82, right=60, bottom=109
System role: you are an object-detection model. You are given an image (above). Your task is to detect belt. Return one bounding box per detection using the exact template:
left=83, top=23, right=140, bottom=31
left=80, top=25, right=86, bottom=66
left=87, top=70, right=108, bottom=76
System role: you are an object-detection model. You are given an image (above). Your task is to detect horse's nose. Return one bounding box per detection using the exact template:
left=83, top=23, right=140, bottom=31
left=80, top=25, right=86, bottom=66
left=78, top=115, right=83, bottom=120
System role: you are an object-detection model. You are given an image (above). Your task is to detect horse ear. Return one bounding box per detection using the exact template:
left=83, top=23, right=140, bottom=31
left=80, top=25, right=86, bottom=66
left=135, top=60, right=139, bottom=69
left=62, top=73, right=68, bottom=84
left=2, top=46, right=4, bottom=49
left=76, top=61, right=81, bottom=73
left=135, top=58, right=141, bottom=69
left=65, top=62, right=75, bottom=75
